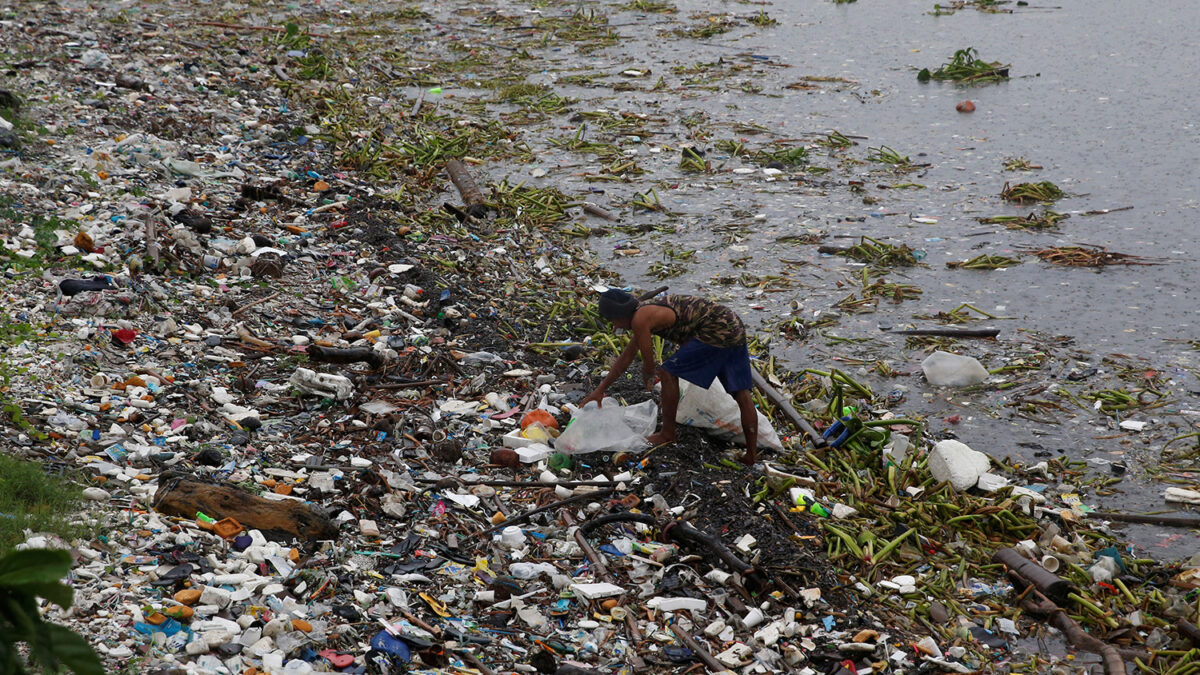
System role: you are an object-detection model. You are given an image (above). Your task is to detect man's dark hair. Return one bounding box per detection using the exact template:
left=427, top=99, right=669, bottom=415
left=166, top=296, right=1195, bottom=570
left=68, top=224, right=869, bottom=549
left=598, top=289, right=639, bottom=320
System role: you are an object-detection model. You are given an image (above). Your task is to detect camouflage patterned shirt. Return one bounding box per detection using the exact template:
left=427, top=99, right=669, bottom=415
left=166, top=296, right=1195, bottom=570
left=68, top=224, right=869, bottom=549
left=645, top=295, right=746, bottom=348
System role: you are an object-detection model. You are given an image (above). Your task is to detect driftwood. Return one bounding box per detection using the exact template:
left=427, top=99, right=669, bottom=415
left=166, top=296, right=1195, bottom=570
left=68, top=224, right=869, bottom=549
left=1020, top=589, right=1126, bottom=675
left=581, top=202, right=617, bottom=221
left=446, top=159, right=488, bottom=218
left=669, top=623, right=725, bottom=673
left=152, top=474, right=337, bottom=542
left=306, top=344, right=385, bottom=369
left=563, top=511, right=647, bottom=673
left=466, top=489, right=615, bottom=541
left=995, top=547, right=1125, bottom=675
left=1178, top=620, right=1200, bottom=648
left=1087, top=511, right=1200, bottom=528
left=883, top=327, right=1001, bottom=338
left=993, top=547, right=1076, bottom=604
left=751, top=369, right=826, bottom=448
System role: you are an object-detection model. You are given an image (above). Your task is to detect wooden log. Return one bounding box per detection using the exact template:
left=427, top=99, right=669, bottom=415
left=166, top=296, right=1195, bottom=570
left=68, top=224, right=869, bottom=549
left=750, top=369, right=827, bottom=448
left=1177, top=620, right=1200, bottom=648
left=581, top=202, right=617, bottom=221
left=465, top=489, right=615, bottom=541
left=152, top=474, right=337, bottom=542
left=993, top=547, right=1077, bottom=605
left=882, top=327, right=1001, bottom=338
left=306, top=344, right=385, bottom=369
left=446, top=159, right=488, bottom=218
left=669, top=623, right=727, bottom=674
left=1018, top=586, right=1126, bottom=675
left=564, top=511, right=647, bottom=673
left=1086, top=511, right=1200, bottom=528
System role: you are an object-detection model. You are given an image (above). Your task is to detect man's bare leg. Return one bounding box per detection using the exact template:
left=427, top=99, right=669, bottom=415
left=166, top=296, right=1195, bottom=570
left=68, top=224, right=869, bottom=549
left=732, top=389, right=759, bottom=465
left=647, top=367, right=679, bottom=445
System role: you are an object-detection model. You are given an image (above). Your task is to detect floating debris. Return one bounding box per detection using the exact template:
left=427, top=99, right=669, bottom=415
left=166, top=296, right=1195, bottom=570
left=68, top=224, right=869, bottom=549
left=1022, top=244, right=1163, bottom=267
left=1001, top=180, right=1065, bottom=203
left=918, top=47, right=1011, bottom=83
left=946, top=254, right=1023, bottom=269
left=977, top=210, right=1069, bottom=230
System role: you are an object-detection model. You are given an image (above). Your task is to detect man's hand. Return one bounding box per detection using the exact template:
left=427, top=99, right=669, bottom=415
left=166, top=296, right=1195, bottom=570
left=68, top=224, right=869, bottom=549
left=642, top=366, right=657, bottom=391
left=580, top=389, right=605, bottom=408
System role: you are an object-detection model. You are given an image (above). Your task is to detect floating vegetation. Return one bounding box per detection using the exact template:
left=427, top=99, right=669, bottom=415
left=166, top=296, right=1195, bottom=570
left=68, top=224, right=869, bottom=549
left=747, top=10, right=779, bottom=27
left=775, top=233, right=826, bottom=245
left=917, top=48, right=1010, bottom=83
left=533, top=9, right=617, bottom=51
left=623, top=0, right=676, bottom=11
left=1074, top=387, right=1169, bottom=417
left=679, top=147, right=708, bottom=172
left=946, top=254, right=1023, bottom=269
left=785, top=76, right=858, bottom=91
left=1022, top=244, right=1164, bottom=268
left=752, top=145, right=808, bottom=166
left=1003, top=156, right=1043, bottom=171
left=713, top=138, right=746, bottom=158
left=916, top=302, right=1001, bottom=324
left=647, top=260, right=687, bottom=279
left=866, top=145, right=911, bottom=167
left=815, top=130, right=855, bottom=149
left=675, top=14, right=739, bottom=39
left=861, top=274, right=923, bottom=303
left=819, top=236, right=922, bottom=270
left=930, top=0, right=1015, bottom=15
left=629, top=187, right=676, bottom=214
left=977, top=210, right=1069, bottom=230
left=1000, top=181, right=1064, bottom=204
left=489, top=180, right=579, bottom=228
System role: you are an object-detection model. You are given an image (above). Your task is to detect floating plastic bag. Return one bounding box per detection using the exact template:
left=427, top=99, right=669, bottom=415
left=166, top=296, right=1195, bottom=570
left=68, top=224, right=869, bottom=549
left=675, top=379, right=783, bottom=451
left=555, top=397, right=657, bottom=454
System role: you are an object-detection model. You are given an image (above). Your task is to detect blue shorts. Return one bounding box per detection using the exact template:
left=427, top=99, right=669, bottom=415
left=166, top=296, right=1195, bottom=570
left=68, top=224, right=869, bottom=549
left=661, top=339, right=753, bottom=392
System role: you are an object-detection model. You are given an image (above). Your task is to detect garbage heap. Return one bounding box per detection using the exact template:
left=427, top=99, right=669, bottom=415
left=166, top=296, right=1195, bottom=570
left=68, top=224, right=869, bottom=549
left=2, top=3, right=1200, bottom=675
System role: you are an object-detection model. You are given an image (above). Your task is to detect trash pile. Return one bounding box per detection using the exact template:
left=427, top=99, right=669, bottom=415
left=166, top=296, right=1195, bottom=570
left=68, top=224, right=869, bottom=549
left=4, top=2, right=1200, bottom=675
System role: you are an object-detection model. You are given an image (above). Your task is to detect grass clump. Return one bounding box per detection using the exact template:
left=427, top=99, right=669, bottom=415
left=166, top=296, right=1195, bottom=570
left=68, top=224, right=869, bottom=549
left=945, top=254, right=1022, bottom=269
left=1000, top=181, right=1064, bottom=204
left=918, top=47, right=1010, bottom=83
left=0, top=454, right=89, bottom=552
left=819, top=236, right=922, bottom=271
left=866, top=145, right=910, bottom=167
left=977, top=210, right=1068, bottom=230
left=752, top=145, right=807, bottom=167
left=624, top=0, right=676, bottom=12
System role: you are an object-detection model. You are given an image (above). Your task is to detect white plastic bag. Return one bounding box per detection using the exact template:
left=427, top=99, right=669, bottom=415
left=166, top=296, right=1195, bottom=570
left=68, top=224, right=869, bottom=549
left=675, top=379, right=783, bottom=451
left=555, top=397, right=657, bottom=454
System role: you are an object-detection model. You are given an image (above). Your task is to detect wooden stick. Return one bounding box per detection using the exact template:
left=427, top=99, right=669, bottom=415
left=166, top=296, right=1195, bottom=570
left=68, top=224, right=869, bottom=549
left=446, top=159, right=488, bottom=218
left=143, top=212, right=160, bottom=266
left=465, top=489, right=615, bottom=541
left=1016, top=587, right=1126, bottom=675
left=231, top=292, right=280, bottom=318
left=750, top=369, right=826, bottom=448
left=564, top=511, right=647, bottom=673
left=1086, top=511, right=1200, bottom=528
left=882, top=327, right=1001, bottom=338
left=414, top=478, right=623, bottom=488
left=582, top=202, right=617, bottom=221
left=193, top=21, right=330, bottom=38
left=669, top=623, right=726, bottom=673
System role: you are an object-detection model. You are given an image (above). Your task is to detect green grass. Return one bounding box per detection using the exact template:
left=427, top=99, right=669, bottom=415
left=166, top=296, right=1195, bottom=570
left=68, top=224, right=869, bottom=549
left=0, top=454, right=89, bottom=552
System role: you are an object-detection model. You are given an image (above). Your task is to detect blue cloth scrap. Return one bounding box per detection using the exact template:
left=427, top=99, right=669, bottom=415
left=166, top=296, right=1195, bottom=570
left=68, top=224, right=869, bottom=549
left=661, top=339, right=752, bottom=392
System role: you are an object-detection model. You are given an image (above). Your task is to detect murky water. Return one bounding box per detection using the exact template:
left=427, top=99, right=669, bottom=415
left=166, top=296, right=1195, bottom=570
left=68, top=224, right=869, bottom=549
left=546, top=0, right=1200, bottom=556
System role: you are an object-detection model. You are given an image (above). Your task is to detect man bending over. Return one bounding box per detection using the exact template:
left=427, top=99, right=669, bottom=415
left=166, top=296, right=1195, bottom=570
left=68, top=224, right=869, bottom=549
left=582, top=289, right=759, bottom=465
